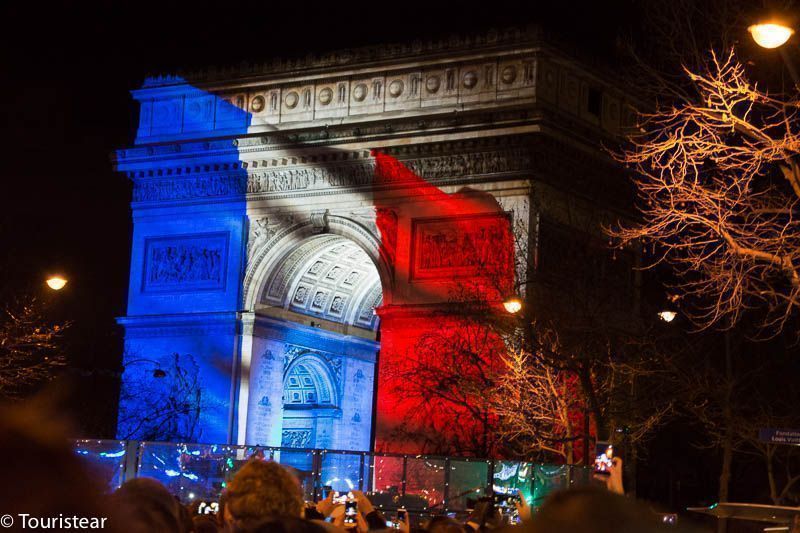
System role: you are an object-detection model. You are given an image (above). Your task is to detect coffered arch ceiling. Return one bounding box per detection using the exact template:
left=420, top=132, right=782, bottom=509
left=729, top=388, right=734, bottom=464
left=260, top=234, right=382, bottom=330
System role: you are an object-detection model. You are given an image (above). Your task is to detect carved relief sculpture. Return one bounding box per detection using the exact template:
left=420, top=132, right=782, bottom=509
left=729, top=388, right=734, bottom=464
left=143, top=233, right=228, bottom=291
left=411, top=214, right=512, bottom=280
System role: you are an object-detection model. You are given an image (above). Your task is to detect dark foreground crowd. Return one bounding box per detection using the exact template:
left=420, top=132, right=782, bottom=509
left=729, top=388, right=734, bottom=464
left=1, top=402, right=708, bottom=532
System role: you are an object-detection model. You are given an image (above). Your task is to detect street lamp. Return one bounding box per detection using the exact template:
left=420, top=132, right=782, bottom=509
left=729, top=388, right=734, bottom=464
left=503, top=296, right=522, bottom=314
left=125, top=358, right=168, bottom=378
left=749, top=22, right=795, bottom=49
left=748, top=17, right=800, bottom=86
left=46, top=276, right=68, bottom=290
left=657, top=310, right=677, bottom=323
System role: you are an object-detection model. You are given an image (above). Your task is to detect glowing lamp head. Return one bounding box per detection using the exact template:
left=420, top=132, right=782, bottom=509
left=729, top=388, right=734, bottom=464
left=657, top=310, right=677, bottom=323
left=46, top=276, right=68, bottom=291
left=749, top=23, right=794, bottom=49
left=503, top=297, right=523, bottom=314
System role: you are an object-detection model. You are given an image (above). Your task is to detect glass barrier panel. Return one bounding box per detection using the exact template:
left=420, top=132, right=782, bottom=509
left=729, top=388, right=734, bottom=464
left=138, top=442, right=235, bottom=504
left=492, top=460, right=534, bottom=505
left=405, top=457, right=446, bottom=511
left=73, top=439, right=127, bottom=492
left=531, top=464, right=573, bottom=507
left=272, top=449, right=316, bottom=500
left=370, top=455, right=404, bottom=511
left=447, top=459, right=489, bottom=511
left=320, top=451, right=367, bottom=495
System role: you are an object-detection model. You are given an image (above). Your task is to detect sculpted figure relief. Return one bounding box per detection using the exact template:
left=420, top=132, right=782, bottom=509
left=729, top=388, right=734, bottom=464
left=146, top=240, right=225, bottom=288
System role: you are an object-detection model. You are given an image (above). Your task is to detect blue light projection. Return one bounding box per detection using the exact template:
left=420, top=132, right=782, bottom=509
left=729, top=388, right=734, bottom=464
left=114, top=78, right=379, bottom=454
left=115, top=82, right=252, bottom=444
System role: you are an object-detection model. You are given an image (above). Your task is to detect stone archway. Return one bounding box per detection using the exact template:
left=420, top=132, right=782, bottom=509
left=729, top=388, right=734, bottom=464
left=242, top=212, right=393, bottom=313
left=281, top=353, right=339, bottom=450
left=239, top=224, right=383, bottom=451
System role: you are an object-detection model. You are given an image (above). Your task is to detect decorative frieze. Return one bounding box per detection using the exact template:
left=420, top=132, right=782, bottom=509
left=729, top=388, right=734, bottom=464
left=281, top=429, right=312, bottom=448
left=133, top=147, right=534, bottom=202
left=410, top=213, right=511, bottom=281
left=133, top=174, right=246, bottom=202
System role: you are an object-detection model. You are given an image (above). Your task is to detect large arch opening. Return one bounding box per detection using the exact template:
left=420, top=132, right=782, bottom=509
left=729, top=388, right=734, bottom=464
left=244, top=231, right=383, bottom=455
left=260, top=234, right=383, bottom=335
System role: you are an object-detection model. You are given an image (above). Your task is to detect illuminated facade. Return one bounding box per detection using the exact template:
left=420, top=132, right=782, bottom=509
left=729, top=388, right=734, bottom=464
left=113, top=29, right=635, bottom=452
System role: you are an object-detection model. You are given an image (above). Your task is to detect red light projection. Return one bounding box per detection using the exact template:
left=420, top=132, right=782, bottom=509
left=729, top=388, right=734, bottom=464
left=371, top=150, right=515, bottom=456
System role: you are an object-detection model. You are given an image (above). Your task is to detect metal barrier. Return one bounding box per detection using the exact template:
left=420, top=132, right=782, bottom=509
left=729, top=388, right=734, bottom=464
left=73, top=440, right=592, bottom=515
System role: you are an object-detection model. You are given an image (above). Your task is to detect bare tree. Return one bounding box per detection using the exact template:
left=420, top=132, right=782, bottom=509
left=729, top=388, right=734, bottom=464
left=382, top=300, right=505, bottom=457
left=493, top=336, right=583, bottom=464
left=739, top=420, right=800, bottom=505
left=117, top=352, right=209, bottom=442
left=0, top=296, right=68, bottom=398
left=613, top=49, right=800, bottom=334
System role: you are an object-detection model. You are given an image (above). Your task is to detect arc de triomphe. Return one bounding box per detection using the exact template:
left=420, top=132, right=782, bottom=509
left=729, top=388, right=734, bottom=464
left=113, top=28, right=633, bottom=453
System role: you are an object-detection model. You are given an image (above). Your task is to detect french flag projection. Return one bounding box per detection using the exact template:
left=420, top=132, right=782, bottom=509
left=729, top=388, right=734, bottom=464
left=370, top=149, right=515, bottom=456
left=116, top=75, right=519, bottom=458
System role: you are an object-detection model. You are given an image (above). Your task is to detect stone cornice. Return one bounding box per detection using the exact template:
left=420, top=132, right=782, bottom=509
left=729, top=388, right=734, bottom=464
left=116, top=311, right=241, bottom=337
left=252, top=314, right=379, bottom=355
left=141, top=26, right=545, bottom=90
left=126, top=34, right=638, bottom=148
left=114, top=108, right=536, bottom=170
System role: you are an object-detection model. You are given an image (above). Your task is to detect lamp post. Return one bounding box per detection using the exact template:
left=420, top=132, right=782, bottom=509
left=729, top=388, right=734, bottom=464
left=749, top=19, right=800, bottom=86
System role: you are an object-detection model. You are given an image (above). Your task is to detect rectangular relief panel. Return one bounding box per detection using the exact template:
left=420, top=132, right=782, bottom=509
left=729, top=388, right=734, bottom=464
left=142, top=232, right=230, bottom=293
left=410, top=213, right=511, bottom=281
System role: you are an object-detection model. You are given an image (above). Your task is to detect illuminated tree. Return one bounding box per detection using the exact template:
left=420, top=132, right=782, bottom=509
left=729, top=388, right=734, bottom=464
left=0, top=296, right=67, bottom=399
left=493, top=319, right=675, bottom=465
left=493, top=339, right=582, bottom=464
left=614, top=49, right=800, bottom=333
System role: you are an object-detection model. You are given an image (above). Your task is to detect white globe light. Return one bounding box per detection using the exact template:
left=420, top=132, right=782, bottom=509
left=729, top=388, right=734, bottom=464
left=657, top=310, right=677, bottom=323
left=503, top=297, right=522, bottom=314
left=46, top=277, right=68, bottom=290
left=749, top=23, right=794, bottom=49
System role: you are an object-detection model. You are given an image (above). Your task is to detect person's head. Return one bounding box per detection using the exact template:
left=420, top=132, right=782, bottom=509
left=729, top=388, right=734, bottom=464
left=426, top=516, right=468, bottom=533
left=232, top=516, right=327, bottom=533
left=193, top=513, right=220, bottom=533
left=224, top=459, right=304, bottom=529
left=109, top=477, right=188, bottom=533
left=0, top=399, right=109, bottom=525
left=529, top=487, right=668, bottom=533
